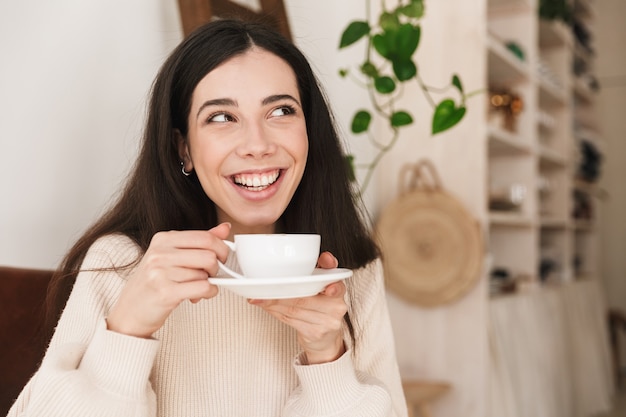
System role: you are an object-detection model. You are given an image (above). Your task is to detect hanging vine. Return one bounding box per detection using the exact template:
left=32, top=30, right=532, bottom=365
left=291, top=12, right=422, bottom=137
left=339, top=0, right=476, bottom=192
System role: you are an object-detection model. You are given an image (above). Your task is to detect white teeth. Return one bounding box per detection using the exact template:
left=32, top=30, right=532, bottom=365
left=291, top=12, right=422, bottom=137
left=233, top=170, right=280, bottom=190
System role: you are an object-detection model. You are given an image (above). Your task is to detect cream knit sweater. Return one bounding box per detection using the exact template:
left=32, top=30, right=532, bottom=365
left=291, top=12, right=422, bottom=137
left=8, top=234, right=408, bottom=417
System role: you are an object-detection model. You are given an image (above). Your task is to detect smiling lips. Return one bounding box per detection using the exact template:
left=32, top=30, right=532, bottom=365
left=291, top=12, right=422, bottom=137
left=232, top=169, right=281, bottom=191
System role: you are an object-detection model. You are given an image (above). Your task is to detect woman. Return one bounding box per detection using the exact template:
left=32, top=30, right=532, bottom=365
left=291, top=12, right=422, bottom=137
left=9, top=19, right=407, bottom=416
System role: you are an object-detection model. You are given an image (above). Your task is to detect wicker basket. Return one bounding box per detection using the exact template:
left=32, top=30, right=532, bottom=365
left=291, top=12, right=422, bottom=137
left=375, top=159, right=484, bottom=307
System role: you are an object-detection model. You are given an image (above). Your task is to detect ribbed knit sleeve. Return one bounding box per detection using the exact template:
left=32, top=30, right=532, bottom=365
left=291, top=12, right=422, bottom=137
left=7, top=234, right=159, bottom=417
left=282, top=259, right=408, bottom=417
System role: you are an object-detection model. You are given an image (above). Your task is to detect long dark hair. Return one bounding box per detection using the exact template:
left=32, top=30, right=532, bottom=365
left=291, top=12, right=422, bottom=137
left=45, top=19, right=379, bottom=336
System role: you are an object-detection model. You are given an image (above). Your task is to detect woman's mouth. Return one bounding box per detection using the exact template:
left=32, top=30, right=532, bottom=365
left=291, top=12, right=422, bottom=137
left=232, top=169, right=281, bottom=191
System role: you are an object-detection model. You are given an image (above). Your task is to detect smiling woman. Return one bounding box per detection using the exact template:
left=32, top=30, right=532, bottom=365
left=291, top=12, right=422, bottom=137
left=7, top=19, right=408, bottom=417
left=178, top=48, right=309, bottom=231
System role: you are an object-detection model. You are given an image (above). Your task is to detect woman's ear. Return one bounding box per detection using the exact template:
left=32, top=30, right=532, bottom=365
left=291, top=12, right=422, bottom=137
left=175, top=129, right=193, bottom=172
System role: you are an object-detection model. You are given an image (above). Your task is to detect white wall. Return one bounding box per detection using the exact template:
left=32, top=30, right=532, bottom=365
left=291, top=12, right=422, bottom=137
left=0, top=0, right=183, bottom=268
left=596, top=0, right=626, bottom=363
left=0, top=1, right=488, bottom=416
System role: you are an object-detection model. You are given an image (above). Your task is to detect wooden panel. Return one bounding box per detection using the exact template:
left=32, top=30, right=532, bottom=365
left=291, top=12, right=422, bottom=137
left=177, top=0, right=214, bottom=37
left=177, top=0, right=291, bottom=41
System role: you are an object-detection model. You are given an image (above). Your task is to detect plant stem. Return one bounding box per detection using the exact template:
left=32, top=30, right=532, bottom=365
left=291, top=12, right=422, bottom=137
left=359, top=128, right=400, bottom=193
left=415, top=73, right=436, bottom=108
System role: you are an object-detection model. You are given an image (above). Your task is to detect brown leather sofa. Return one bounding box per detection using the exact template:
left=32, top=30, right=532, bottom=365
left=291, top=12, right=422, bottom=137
left=0, top=266, right=52, bottom=415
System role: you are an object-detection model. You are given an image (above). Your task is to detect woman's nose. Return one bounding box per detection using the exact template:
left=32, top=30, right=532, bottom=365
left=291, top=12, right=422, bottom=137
left=236, top=122, right=276, bottom=158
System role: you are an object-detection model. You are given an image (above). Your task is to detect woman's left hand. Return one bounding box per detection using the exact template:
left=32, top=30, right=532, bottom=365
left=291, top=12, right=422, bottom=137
left=248, top=251, right=347, bottom=364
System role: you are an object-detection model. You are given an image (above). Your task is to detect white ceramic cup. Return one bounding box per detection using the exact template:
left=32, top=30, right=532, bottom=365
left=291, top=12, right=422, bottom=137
left=218, top=234, right=321, bottom=279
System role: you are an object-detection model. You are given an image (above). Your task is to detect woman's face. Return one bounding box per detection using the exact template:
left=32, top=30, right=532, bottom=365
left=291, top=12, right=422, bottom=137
left=179, top=48, right=308, bottom=235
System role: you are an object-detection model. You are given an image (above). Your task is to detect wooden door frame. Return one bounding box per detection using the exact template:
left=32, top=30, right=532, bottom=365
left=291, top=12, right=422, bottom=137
left=177, top=0, right=292, bottom=41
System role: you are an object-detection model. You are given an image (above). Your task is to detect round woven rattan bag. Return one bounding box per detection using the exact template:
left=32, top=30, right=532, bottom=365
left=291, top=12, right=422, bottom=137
left=375, top=159, right=483, bottom=307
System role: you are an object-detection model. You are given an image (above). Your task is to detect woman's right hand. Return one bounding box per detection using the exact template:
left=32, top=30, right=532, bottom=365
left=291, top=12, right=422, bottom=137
left=105, top=222, right=231, bottom=338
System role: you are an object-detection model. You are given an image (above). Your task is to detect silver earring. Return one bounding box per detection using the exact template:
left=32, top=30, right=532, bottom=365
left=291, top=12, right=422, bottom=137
left=181, top=161, right=190, bottom=176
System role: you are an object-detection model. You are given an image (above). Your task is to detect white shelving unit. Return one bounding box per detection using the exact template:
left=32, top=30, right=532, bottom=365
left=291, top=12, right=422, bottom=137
left=486, top=0, right=602, bottom=292
left=485, top=5, right=613, bottom=416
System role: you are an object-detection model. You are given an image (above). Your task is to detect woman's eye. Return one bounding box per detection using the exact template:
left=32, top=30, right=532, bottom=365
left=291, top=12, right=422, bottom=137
left=207, top=112, right=235, bottom=123
left=270, top=105, right=296, bottom=117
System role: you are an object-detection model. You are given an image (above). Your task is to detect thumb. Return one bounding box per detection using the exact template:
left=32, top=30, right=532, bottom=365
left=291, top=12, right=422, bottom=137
left=317, top=251, right=339, bottom=269
left=209, top=222, right=231, bottom=240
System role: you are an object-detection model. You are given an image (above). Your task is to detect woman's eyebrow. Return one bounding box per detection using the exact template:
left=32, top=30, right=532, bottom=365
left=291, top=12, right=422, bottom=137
left=196, top=98, right=237, bottom=118
left=195, top=94, right=301, bottom=118
left=262, top=94, right=301, bottom=107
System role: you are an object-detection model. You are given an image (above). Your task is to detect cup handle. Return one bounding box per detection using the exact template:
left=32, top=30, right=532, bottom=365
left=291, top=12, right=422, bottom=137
left=217, top=240, right=246, bottom=279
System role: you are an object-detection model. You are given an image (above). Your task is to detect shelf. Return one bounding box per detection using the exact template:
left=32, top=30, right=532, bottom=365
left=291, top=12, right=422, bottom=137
left=573, top=219, right=594, bottom=231
left=573, top=0, right=597, bottom=19
left=573, top=179, right=599, bottom=195
left=538, top=77, right=568, bottom=107
left=574, top=44, right=594, bottom=67
left=573, top=78, right=596, bottom=103
left=487, top=35, right=530, bottom=85
left=489, top=211, right=534, bottom=227
left=538, top=146, right=567, bottom=168
left=540, top=217, right=568, bottom=229
left=537, top=110, right=556, bottom=132
left=488, top=0, right=532, bottom=14
left=538, top=20, right=572, bottom=48
left=488, top=126, right=532, bottom=155
left=574, top=273, right=595, bottom=281
left=486, top=0, right=600, bottom=294
left=574, top=128, right=605, bottom=152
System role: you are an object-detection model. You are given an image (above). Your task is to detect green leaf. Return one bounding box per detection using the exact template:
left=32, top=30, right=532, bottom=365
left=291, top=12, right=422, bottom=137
left=351, top=110, right=372, bottom=133
left=390, top=111, right=413, bottom=127
left=452, top=74, right=464, bottom=93
left=432, top=99, right=466, bottom=134
left=339, top=21, right=371, bottom=48
left=338, top=68, right=348, bottom=78
left=360, top=61, right=378, bottom=78
left=372, top=32, right=394, bottom=60
left=399, top=0, right=425, bottom=18
left=344, top=154, right=356, bottom=182
left=396, top=24, right=421, bottom=60
left=374, top=76, right=396, bottom=94
left=379, top=11, right=400, bottom=32
left=393, top=59, right=417, bottom=81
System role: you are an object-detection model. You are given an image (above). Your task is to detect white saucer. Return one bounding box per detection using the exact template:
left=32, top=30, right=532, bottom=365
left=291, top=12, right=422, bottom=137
left=208, top=268, right=353, bottom=299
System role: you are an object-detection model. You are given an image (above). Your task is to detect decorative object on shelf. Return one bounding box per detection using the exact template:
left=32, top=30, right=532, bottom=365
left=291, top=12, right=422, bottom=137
left=488, top=88, right=523, bottom=132
left=539, top=0, right=572, bottom=23
left=573, top=17, right=594, bottom=56
left=505, top=41, right=525, bottom=61
left=490, top=267, right=517, bottom=295
left=539, top=245, right=561, bottom=283
left=573, top=189, right=593, bottom=220
left=537, top=110, right=556, bottom=131
left=376, top=159, right=483, bottom=307
left=576, top=139, right=602, bottom=183
left=489, top=183, right=526, bottom=212
left=538, top=176, right=553, bottom=215
left=338, top=0, right=476, bottom=193
left=537, top=59, right=565, bottom=90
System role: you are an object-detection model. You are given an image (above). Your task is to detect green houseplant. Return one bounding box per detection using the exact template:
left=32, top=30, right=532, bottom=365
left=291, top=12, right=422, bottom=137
left=338, top=0, right=472, bottom=192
